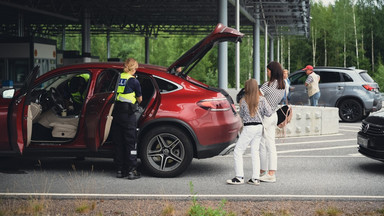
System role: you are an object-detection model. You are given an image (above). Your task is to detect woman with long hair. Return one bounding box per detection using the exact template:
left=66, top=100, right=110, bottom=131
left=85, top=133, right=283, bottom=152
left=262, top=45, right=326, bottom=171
left=227, top=79, right=272, bottom=185
left=259, top=61, right=286, bottom=183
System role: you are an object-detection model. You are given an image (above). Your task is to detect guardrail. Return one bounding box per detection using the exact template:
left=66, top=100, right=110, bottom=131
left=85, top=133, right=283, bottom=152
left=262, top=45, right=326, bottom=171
left=226, top=88, right=339, bottom=138
left=275, top=105, right=339, bottom=138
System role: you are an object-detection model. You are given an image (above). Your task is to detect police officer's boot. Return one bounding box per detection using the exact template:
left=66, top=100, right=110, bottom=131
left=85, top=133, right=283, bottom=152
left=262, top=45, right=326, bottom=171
left=116, top=167, right=126, bottom=178
left=127, top=169, right=141, bottom=180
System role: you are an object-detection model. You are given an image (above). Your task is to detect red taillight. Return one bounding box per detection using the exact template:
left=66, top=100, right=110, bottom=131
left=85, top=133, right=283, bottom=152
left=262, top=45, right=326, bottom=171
left=197, top=98, right=231, bottom=111
left=363, top=84, right=374, bottom=91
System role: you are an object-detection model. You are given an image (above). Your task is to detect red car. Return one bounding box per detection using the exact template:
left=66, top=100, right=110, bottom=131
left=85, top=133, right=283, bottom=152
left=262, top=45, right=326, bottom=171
left=0, top=23, right=243, bottom=177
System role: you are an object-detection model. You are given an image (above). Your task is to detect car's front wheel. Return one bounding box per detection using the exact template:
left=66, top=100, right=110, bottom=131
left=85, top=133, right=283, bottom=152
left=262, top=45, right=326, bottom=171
left=140, top=126, right=193, bottom=177
left=338, top=99, right=363, bottom=122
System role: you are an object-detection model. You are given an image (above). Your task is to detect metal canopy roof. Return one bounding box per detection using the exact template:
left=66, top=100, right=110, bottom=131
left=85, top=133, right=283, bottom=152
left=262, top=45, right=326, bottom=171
left=0, top=0, right=310, bottom=38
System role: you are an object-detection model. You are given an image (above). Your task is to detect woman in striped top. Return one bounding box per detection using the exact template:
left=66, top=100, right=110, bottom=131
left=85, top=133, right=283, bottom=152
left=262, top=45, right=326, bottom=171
left=226, top=79, right=273, bottom=185
left=259, top=61, right=286, bottom=183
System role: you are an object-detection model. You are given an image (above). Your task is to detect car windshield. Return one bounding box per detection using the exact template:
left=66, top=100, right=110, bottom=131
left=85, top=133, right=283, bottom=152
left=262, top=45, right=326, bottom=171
left=359, top=72, right=374, bottom=82
left=37, top=74, right=75, bottom=90
left=289, top=72, right=307, bottom=85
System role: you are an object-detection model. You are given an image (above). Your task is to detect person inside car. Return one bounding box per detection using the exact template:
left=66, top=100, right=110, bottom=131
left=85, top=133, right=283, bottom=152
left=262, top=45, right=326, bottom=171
left=68, top=74, right=89, bottom=114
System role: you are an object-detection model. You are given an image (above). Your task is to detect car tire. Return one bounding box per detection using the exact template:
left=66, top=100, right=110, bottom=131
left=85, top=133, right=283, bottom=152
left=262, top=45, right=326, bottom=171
left=140, top=126, right=193, bottom=177
left=338, top=99, right=363, bottom=122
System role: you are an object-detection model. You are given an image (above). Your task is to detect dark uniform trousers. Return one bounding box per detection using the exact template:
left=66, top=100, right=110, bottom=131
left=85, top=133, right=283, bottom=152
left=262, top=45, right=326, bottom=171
left=111, top=102, right=138, bottom=171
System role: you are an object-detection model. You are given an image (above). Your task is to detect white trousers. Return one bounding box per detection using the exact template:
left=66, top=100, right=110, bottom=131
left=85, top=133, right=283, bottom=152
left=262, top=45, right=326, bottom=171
left=260, top=112, right=278, bottom=171
left=233, top=125, right=263, bottom=179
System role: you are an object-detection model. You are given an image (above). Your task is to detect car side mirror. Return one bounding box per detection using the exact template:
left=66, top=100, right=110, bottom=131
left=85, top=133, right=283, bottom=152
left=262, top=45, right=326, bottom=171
left=2, top=89, right=15, bottom=98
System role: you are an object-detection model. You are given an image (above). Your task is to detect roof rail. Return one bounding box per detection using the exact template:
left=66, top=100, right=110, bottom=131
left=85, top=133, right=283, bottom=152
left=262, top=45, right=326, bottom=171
left=314, top=66, right=354, bottom=70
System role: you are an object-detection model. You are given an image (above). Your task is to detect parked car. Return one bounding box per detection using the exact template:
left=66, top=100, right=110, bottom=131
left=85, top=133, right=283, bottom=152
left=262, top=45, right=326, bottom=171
left=288, top=66, right=382, bottom=122
left=357, top=111, right=384, bottom=162
left=0, top=23, right=243, bottom=177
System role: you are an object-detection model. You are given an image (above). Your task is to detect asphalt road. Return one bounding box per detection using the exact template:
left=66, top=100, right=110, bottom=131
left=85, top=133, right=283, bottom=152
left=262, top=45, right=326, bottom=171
left=0, top=121, right=383, bottom=201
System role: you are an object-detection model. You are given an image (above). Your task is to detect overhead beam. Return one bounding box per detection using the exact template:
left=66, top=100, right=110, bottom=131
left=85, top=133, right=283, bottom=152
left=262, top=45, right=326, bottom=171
left=0, top=1, right=79, bottom=22
left=228, top=0, right=272, bottom=38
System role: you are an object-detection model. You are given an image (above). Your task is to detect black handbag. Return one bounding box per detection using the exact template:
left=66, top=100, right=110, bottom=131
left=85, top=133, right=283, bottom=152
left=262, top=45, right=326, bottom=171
left=276, top=105, right=292, bottom=128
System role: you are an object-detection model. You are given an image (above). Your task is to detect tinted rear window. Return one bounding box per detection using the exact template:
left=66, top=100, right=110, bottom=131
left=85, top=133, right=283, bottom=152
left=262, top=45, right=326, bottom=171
left=359, top=72, right=374, bottom=82
left=319, top=71, right=341, bottom=83
left=155, top=77, right=179, bottom=93
left=341, top=73, right=354, bottom=82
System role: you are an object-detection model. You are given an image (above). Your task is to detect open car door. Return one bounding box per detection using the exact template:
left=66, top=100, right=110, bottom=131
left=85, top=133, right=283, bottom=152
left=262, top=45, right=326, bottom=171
left=84, top=68, right=120, bottom=151
left=8, top=66, right=40, bottom=154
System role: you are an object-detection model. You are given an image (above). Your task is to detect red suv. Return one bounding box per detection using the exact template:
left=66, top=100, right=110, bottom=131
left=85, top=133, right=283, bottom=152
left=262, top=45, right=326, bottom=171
left=0, top=24, right=243, bottom=177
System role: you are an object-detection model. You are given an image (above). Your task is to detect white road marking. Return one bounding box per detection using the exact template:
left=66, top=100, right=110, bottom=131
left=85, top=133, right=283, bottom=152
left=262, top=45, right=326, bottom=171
left=339, top=129, right=359, bottom=132
left=0, top=193, right=384, bottom=200
left=276, top=133, right=344, bottom=140
left=348, top=153, right=364, bottom=157
left=279, top=155, right=363, bottom=158
left=276, top=138, right=356, bottom=146
left=340, top=125, right=361, bottom=129
left=278, top=145, right=357, bottom=154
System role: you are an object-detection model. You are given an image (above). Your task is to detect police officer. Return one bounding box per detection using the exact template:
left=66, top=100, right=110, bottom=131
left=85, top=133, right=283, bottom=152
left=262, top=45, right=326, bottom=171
left=68, top=73, right=90, bottom=114
left=112, top=58, right=142, bottom=179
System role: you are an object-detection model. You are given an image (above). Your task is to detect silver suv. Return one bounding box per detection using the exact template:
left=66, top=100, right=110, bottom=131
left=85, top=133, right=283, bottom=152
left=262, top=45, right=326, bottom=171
left=288, top=66, right=382, bottom=122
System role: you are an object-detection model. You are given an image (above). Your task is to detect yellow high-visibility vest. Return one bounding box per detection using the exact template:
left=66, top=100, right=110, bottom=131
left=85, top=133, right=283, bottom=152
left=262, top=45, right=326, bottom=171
left=116, top=73, right=136, bottom=104
left=69, top=73, right=90, bottom=103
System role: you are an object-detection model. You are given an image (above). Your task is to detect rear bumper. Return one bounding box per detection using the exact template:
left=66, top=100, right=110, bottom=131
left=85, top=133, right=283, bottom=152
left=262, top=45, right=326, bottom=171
left=370, top=94, right=382, bottom=112
left=195, top=135, right=238, bottom=159
left=358, top=147, right=384, bottom=162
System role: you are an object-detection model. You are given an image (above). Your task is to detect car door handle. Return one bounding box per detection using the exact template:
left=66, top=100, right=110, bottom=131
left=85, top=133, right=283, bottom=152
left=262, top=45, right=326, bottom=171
left=338, top=86, right=344, bottom=90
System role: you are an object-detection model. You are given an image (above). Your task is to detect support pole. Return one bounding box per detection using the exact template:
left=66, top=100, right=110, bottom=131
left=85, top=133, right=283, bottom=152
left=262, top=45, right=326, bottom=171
left=218, top=0, right=228, bottom=89
left=270, top=38, right=274, bottom=62
left=277, top=37, right=280, bottom=63
left=253, top=5, right=260, bottom=83
left=235, top=0, right=240, bottom=90
left=17, top=10, right=24, bottom=37
left=62, top=27, right=66, bottom=50
left=264, top=23, right=268, bottom=83
left=145, top=37, right=150, bottom=64
left=107, top=30, right=111, bottom=59
left=81, top=8, right=91, bottom=57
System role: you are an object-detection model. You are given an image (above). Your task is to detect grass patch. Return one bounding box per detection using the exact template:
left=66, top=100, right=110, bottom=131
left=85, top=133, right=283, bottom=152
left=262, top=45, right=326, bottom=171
left=376, top=208, right=384, bottom=215
left=75, top=200, right=97, bottom=214
left=6, top=198, right=46, bottom=215
left=316, top=206, right=343, bottom=216
left=161, top=202, right=176, bottom=216
left=187, top=181, right=235, bottom=216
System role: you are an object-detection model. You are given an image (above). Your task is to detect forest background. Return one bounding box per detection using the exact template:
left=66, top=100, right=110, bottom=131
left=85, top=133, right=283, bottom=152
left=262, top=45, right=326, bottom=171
left=56, top=0, right=384, bottom=90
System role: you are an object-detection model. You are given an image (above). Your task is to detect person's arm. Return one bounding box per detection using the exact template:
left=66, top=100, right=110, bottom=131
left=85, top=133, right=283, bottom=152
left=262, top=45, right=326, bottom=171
left=136, top=96, right=143, bottom=104
left=239, top=99, right=246, bottom=119
left=261, top=97, right=273, bottom=117
left=133, top=79, right=143, bottom=104
left=305, top=75, right=313, bottom=87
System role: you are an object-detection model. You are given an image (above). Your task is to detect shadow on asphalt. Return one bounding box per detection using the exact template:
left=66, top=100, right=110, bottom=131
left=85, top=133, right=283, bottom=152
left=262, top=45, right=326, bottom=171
left=0, top=157, right=115, bottom=175
left=357, top=161, right=384, bottom=175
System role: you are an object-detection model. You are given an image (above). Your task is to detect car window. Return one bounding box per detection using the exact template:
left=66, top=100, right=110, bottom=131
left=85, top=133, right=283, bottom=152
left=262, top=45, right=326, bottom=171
left=154, top=77, right=180, bottom=93
left=137, top=74, right=155, bottom=107
left=359, top=72, right=375, bottom=82
left=341, top=73, right=353, bottom=82
left=289, top=72, right=307, bottom=85
left=318, top=71, right=341, bottom=83
left=94, top=69, right=119, bottom=94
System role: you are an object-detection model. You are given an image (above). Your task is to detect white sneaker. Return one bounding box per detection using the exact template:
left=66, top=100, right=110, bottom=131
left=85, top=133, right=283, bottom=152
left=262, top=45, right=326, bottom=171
left=259, top=173, right=276, bottom=183
left=247, top=178, right=260, bottom=185
left=226, top=177, right=244, bottom=185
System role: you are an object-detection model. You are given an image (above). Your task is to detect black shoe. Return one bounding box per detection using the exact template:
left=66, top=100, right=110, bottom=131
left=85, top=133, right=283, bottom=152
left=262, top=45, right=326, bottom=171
left=127, top=169, right=141, bottom=180
left=116, top=170, right=126, bottom=178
